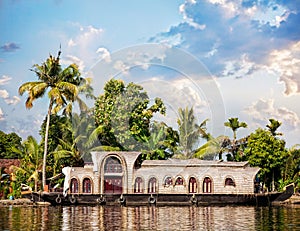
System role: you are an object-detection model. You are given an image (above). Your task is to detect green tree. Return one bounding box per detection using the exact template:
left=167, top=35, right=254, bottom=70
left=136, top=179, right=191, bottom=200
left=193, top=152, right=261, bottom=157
left=94, top=79, right=166, bottom=151
left=12, top=136, right=42, bottom=192
left=282, top=145, right=300, bottom=190
left=244, top=128, right=287, bottom=191
left=176, top=107, right=209, bottom=158
left=0, top=131, right=22, bottom=159
left=19, top=50, right=89, bottom=189
left=138, top=121, right=179, bottom=160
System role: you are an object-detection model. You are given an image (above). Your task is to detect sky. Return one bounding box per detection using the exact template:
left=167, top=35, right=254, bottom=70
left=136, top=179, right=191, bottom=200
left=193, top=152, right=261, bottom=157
left=0, top=0, right=300, bottom=148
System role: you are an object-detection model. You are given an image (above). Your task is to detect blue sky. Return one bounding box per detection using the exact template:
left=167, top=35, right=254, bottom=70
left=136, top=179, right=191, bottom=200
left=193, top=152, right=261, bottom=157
left=0, top=0, right=300, bottom=147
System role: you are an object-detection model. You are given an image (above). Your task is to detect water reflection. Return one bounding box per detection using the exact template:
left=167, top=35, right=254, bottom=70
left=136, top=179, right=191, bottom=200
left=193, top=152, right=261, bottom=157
left=1, top=205, right=300, bottom=230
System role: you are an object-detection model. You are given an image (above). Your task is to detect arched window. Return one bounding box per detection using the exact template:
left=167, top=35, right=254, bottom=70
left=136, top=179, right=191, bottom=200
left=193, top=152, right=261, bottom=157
left=134, top=177, right=143, bottom=193
left=203, top=177, right=212, bottom=193
left=83, top=178, right=92, bottom=193
left=225, top=177, right=235, bottom=187
left=189, top=177, right=197, bottom=193
left=164, top=176, right=173, bottom=186
left=70, top=178, right=79, bottom=193
left=148, top=177, right=157, bottom=193
left=175, top=176, right=184, bottom=185
left=104, top=156, right=122, bottom=173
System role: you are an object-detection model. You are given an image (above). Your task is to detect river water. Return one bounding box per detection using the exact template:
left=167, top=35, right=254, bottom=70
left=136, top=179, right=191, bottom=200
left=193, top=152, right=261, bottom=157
left=0, top=205, right=300, bottom=231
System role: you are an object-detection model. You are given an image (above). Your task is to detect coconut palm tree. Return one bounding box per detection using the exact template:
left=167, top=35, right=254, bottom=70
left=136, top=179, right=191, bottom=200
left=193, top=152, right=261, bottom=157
left=177, top=107, right=209, bottom=158
left=18, top=50, right=88, bottom=190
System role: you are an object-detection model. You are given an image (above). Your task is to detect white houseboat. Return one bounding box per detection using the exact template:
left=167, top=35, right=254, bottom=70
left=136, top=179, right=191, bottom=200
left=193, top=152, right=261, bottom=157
left=26, top=151, right=294, bottom=206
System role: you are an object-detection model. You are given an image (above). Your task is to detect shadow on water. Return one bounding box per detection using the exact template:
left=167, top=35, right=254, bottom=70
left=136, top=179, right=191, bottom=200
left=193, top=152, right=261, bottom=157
left=1, top=205, right=300, bottom=230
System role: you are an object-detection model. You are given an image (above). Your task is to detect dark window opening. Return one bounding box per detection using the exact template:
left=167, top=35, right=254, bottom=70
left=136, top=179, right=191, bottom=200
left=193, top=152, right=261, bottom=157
left=189, top=177, right=197, bottom=193
left=175, top=177, right=184, bottom=185
left=104, top=156, right=122, bottom=173
left=70, top=178, right=79, bottom=193
left=225, top=177, right=235, bottom=187
left=164, top=176, right=173, bottom=186
left=148, top=177, right=157, bottom=193
left=134, top=177, right=143, bottom=193
left=83, top=178, right=92, bottom=193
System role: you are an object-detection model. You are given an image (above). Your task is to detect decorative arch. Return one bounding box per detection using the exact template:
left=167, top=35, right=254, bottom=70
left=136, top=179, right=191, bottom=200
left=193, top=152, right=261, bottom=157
left=148, top=177, right=158, bottom=193
left=101, top=154, right=127, bottom=194
left=224, top=176, right=236, bottom=187
left=82, top=177, right=93, bottom=193
left=164, top=176, right=173, bottom=187
left=175, top=176, right=185, bottom=186
left=70, top=177, right=79, bottom=193
left=203, top=176, right=213, bottom=193
left=134, top=176, right=144, bottom=193
left=188, top=176, right=197, bottom=193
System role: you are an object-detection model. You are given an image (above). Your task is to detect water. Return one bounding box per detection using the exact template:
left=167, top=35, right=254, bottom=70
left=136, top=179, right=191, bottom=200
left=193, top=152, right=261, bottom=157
left=0, top=205, right=300, bottom=231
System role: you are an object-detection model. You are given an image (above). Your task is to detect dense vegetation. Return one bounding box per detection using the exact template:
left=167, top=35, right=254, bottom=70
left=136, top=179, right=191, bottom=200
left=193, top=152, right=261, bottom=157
left=0, top=52, right=299, bottom=198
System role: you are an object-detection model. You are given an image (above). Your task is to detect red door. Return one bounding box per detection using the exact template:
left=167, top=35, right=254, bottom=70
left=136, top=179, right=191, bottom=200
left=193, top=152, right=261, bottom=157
left=104, top=176, right=123, bottom=194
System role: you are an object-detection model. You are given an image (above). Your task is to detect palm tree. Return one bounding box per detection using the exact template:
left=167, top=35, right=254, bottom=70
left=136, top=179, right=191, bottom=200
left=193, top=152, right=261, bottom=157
left=12, top=136, right=42, bottom=192
left=176, top=107, right=209, bottom=158
left=266, top=118, right=282, bottom=136
left=193, top=135, right=230, bottom=160
left=224, top=117, right=247, bottom=140
left=18, top=50, right=88, bottom=190
left=224, top=117, right=247, bottom=161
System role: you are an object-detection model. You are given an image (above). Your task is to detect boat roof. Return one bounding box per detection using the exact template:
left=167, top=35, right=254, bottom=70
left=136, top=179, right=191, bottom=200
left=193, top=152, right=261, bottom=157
left=141, top=158, right=250, bottom=168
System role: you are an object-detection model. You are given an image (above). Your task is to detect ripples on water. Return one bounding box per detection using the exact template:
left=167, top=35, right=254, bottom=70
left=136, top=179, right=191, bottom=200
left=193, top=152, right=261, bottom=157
left=0, top=205, right=300, bottom=231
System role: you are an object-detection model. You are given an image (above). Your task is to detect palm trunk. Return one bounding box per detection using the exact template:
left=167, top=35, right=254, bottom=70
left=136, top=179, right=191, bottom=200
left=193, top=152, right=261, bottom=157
left=42, top=99, right=53, bottom=191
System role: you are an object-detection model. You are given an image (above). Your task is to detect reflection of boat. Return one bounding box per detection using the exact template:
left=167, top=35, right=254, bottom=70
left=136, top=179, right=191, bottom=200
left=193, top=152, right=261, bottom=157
left=23, top=152, right=294, bottom=206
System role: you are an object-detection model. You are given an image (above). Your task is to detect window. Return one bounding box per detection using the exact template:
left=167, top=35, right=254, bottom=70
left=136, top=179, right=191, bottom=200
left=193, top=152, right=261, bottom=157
left=83, top=178, right=92, bottom=193
left=134, top=177, right=143, bottom=193
left=175, top=177, right=184, bottom=185
left=203, top=177, right=212, bottom=193
left=225, top=177, right=235, bottom=187
left=70, top=178, right=79, bottom=193
left=189, top=177, right=197, bottom=193
left=164, top=176, right=173, bottom=186
left=104, top=156, right=122, bottom=173
left=148, top=177, right=157, bottom=193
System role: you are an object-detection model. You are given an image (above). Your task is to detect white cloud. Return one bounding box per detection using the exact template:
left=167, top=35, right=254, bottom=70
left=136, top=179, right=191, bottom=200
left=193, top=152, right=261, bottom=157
left=67, top=39, right=76, bottom=47
left=0, top=75, right=12, bottom=85
left=179, top=2, right=206, bottom=30
left=267, top=41, right=300, bottom=95
left=244, top=98, right=300, bottom=130
left=62, top=55, right=85, bottom=72
left=0, top=108, right=4, bottom=121
left=96, top=47, right=111, bottom=63
left=221, top=54, right=258, bottom=78
left=0, top=89, right=20, bottom=105
left=65, top=24, right=105, bottom=71
left=0, top=89, right=9, bottom=99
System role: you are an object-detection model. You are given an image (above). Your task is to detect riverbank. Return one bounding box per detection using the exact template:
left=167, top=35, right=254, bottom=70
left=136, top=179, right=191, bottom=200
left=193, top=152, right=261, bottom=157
left=0, top=198, right=50, bottom=206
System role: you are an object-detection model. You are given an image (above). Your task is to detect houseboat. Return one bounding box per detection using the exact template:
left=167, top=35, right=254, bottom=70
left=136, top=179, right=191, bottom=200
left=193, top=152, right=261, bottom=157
left=26, top=151, right=294, bottom=206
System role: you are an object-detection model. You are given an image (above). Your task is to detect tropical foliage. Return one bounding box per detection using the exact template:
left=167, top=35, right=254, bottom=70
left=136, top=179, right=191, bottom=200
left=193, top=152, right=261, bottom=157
left=176, top=107, right=210, bottom=158
left=3, top=52, right=298, bottom=197
left=94, top=79, right=167, bottom=151
left=243, top=128, right=287, bottom=191
left=18, top=50, right=92, bottom=189
left=0, top=131, right=22, bottom=159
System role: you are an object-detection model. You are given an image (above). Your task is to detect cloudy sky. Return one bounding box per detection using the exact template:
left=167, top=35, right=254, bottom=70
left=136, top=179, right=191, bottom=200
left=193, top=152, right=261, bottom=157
left=0, top=0, right=299, bottom=147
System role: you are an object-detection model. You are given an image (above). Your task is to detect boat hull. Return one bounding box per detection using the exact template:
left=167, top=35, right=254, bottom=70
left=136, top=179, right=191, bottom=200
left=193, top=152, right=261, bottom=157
left=23, top=191, right=292, bottom=207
